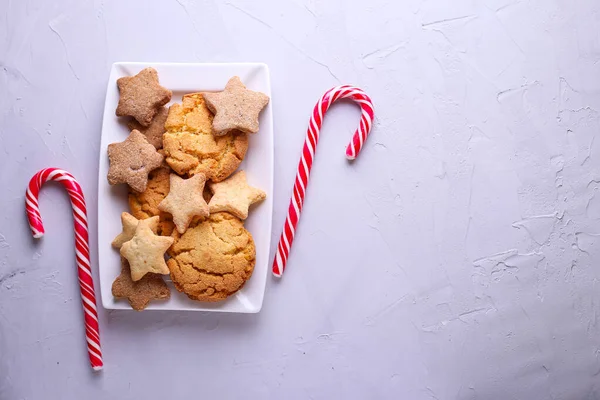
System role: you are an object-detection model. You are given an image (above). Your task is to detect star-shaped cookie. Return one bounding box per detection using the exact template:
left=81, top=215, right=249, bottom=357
left=158, top=173, right=210, bottom=234
left=111, top=213, right=159, bottom=249
left=116, top=67, right=172, bottom=126
left=120, top=222, right=174, bottom=281
left=208, top=170, right=266, bottom=220
left=107, top=130, right=164, bottom=193
left=203, top=76, right=269, bottom=136
left=112, top=257, right=170, bottom=311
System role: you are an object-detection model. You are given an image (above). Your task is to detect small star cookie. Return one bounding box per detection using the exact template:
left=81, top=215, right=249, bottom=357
left=107, top=130, right=164, bottom=192
left=116, top=67, right=172, bottom=127
left=111, top=213, right=159, bottom=249
left=158, top=173, right=210, bottom=234
left=203, top=76, right=269, bottom=136
left=128, top=106, right=169, bottom=149
left=112, top=257, right=170, bottom=311
left=208, top=170, right=266, bottom=220
left=120, top=222, right=174, bottom=281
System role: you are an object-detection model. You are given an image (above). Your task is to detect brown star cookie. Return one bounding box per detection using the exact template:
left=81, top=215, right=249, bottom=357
left=208, top=170, right=266, bottom=220
left=128, top=106, right=168, bottom=149
left=162, top=93, right=248, bottom=181
left=158, top=173, right=209, bottom=234
left=116, top=67, right=172, bottom=127
left=203, top=76, right=269, bottom=136
left=120, top=222, right=174, bottom=281
left=107, top=130, right=164, bottom=192
left=167, top=212, right=255, bottom=302
left=111, top=213, right=159, bottom=249
left=112, top=257, right=170, bottom=311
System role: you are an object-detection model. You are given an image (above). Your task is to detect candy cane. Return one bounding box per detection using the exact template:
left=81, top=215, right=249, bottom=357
left=272, top=85, right=375, bottom=277
left=25, top=168, right=103, bottom=371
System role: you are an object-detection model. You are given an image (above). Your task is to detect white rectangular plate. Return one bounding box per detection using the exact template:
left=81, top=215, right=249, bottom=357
left=98, top=62, right=273, bottom=312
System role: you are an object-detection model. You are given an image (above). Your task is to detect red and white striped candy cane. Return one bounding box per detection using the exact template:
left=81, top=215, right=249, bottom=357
left=25, top=168, right=103, bottom=371
left=273, top=85, right=375, bottom=277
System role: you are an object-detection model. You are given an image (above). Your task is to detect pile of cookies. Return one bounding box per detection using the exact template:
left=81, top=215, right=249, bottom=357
left=106, top=67, right=269, bottom=310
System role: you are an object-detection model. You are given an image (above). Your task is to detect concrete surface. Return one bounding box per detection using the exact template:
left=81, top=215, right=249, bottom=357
left=1, top=0, right=600, bottom=399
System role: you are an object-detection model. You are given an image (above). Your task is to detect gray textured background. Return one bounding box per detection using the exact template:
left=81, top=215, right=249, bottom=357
left=2, top=0, right=600, bottom=399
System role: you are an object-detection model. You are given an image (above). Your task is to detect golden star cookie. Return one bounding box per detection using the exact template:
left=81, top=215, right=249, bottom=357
left=112, top=257, right=170, bottom=311
left=107, top=130, right=164, bottom=192
left=111, top=213, right=159, bottom=249
left=116, top=67, right=172, bottom=127
left=167, top=213, right=255, bottom=302
left=128, top=106, right=168, bottom=149
left=158, top=173, right=209, bottom=234
left=120, top=222, right=173, bottom=281
left=208, top=170, right=266, bottom=220
left=162, top=93, right=248, bottom=182
left=203, top=76, right=269, bottom=135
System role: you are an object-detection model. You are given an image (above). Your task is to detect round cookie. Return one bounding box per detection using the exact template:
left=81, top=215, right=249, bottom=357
left=167, top=212, right=255, bottom=302
left=162, top=93, right=248, bottom=182
left=128, top=165, right=175, bottom=237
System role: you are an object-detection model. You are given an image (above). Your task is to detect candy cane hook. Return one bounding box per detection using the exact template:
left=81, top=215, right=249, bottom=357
left=273, top=85, right=375, bottom=277
left=25, top=168, right=103, bottom=371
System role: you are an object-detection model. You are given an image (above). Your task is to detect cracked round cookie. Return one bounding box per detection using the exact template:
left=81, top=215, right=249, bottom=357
left=167, top=212, right=255, bottom=302
left=128, top=164, right=176, bottom=237
left=162, top=93, right=248, bottom=182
